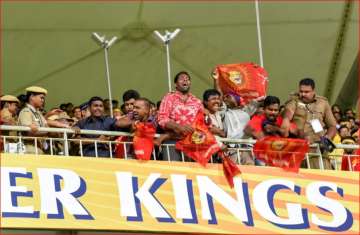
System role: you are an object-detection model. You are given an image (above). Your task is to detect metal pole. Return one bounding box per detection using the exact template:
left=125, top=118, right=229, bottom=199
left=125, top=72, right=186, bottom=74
left=104, top=47, right=114, bottom=118
left=165, top=42, right=172, bottom=92
left=63, top=131, right=69, bottom=156
left=255, top=0, right=264, bottom=67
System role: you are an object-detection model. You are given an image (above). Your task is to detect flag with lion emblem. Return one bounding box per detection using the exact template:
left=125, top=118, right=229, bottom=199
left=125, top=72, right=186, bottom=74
left=216, top=62, right=268, bottom=105
left=175, top=111, right=221, bottom=166
left=253, top=136, right=309, bottom=172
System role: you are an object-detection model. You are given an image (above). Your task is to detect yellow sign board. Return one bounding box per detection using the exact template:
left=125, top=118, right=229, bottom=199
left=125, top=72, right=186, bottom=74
left=1, top=154, right=359, bottom=234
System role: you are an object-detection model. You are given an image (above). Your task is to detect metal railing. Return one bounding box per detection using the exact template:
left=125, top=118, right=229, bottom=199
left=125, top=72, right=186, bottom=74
left=1, top=125, right=359, bottom=171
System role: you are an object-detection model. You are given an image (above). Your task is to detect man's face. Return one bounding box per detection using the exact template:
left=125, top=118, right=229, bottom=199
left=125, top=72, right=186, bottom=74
left=66, top=104, right=73, bottom=113
left=333, top=112, right=342, bottom=122
left=104, top=100, right=110, bottom=109
left=223, top=94, right=237, bottom=109
left=124, top=98, right=135, bottom=114
left=81, top=108, right=91, bottom=119
left=339, top=127, right=350, bottom=138
left=346, top=110, right=354, bottom=118
left=150, top=104, right=157, bottom=116
left=264, top=103, right=279, bottom=122
left=73, top=108, right=82, bottom=119
left=7, top=102, right=19, bottom=114
left=31, top=93, right=46, bottom=109
left=133, top=100, right=150, bottom=121
left=204, top=95, right=221, bottom=113
left=299, top=85, right=315, bottom=103
left=90, top=100, right=104, bottom=117
left=340, top=121, right=351, bottom=129
left=175, top=73, right=191, bottom=93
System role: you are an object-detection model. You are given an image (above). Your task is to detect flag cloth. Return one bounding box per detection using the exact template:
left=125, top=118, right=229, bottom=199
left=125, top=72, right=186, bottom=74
left=253, top=136, right=309, bottom=172
left=341, top=149, right=360, bottom=171
left=175, top=112, right=221, bottom=166
left=133, top=122, right=156, bottom=160
left=114, top=136, right=130, bottom=158
left=216, top=62, right=268, bottom=105
left=220, top=152, right=241, bottom=188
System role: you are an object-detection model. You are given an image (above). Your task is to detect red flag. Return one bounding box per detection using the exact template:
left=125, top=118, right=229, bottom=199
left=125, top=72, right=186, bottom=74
left=175, top=112, right=220, bottom=166
left=114, top=136, right=130, bottom=158
left=253, top=136, right=309, bottom=172
left=216, top=63, right=268, bottom=105
left=341, top=149, right=360, bottom=171
left=133, top=122, right=156, bottom=160
left=219, top=152, right=241, bottom=188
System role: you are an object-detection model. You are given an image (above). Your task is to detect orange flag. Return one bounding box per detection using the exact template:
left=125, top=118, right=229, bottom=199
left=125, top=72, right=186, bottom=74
left=133, top=122, right=156, bottom=160
left=341, top=149, right=360, bottom=171
left=216, top=63, right=268, bottom=105
left=253, top=136, right=309, bottom=172
left=219, top=152, right=241, bottom=188
left=175, top=112, right=220, bottom=166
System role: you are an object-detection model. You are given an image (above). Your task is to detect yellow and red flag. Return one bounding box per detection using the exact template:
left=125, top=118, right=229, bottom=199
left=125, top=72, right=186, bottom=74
left=175, top=112, right=220, bottom=166
left=216, top=62, right=268, bottom=104
left=253, top=136, right=309, bottom=172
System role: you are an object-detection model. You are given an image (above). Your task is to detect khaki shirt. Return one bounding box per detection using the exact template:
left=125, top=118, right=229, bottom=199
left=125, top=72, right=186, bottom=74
left=285, top=95, right=336, bottom=143
left=1, top=108, right=18, bottom=137
left=18, top=104, right=47, bottom=128
left=1, top=108, right=17, bottom=125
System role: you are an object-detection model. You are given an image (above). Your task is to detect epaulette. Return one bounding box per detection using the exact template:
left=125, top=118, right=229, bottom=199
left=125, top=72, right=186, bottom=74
left=315, top=95, right=328, bottom=101
left=19, top=107, right=30, bottom=113
left=284, top=92, right=299, bottom=105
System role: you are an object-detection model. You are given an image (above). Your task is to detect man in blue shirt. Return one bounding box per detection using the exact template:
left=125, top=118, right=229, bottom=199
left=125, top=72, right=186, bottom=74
left=75, top=96, right=128, bottom=157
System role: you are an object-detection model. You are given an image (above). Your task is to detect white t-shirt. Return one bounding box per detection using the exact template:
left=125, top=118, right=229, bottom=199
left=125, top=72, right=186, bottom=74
left=223, top=108, right=250, bottom=139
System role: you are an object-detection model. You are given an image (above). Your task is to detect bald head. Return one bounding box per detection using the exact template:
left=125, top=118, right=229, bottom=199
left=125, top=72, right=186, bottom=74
left=133, top=98, right=151, bottom=121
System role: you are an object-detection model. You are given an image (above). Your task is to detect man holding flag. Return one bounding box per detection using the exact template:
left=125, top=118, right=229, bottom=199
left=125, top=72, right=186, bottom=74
left=157, top=71, right=204, bottom=161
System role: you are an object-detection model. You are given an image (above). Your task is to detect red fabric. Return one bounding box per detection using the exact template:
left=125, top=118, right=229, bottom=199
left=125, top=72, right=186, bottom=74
left=253, top=136, right=309, bottom=172
left=175, top=112, right=220, bottom=166
left=341, top=149, right=360, bottom=171
left=216, top=63, right=268, bottom=105
left=248, top=114, right=297, bottom=135
left=157, top=91, right=203, bottom=129
left=114, top=136, right=131, bottom=158
left=220, top=153, right=241, bottom=188
left=133, top=122, right=156, bottom=160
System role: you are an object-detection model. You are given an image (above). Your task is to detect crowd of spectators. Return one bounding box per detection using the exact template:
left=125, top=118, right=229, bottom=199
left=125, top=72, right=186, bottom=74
left=1, top=70, right=358, bottom=170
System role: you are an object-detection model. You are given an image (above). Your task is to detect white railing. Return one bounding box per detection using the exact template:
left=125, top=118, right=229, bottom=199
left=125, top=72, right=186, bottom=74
left=1, top=125, right=359, bottom=171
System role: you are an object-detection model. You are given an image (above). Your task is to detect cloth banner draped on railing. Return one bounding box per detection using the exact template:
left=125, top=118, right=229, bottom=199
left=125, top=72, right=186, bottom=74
left=253, top=136, right=309, bottom=172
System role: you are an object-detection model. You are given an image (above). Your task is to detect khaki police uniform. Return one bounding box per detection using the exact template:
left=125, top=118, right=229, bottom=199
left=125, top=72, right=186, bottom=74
left=1, top=95, right=20, bottom=137
left=18, top=104, right=48, bottom=154
left=1, top=108, right=16, bottom=125
left=285, top=94, right=337, bottom=169
left=18, top=86, right=48, bottom=154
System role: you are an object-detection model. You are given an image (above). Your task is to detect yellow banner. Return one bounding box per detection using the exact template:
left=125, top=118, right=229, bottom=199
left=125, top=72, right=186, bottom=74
left=1, top=154, right=359, bottom=234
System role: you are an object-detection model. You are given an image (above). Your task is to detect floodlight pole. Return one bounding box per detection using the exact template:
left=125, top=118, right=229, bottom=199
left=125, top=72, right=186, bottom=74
left=255, top=0, right=264, bottom=68
left=165, top=42, right=172, bottom=92
left=104, top=47, right=113, bottom=118
left=154, top=29, right=181, bottom=92
left=92, top=33, right=117, bottom=118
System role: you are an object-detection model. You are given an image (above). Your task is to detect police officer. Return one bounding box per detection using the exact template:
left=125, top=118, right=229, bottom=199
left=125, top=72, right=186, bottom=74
left=281, top=78, right=337, bottom=169
left=1, top=95, right=20, bottom=125
left=18, top=86, right=49, bottom=154
left=1, top=95, right=20, bottom=140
